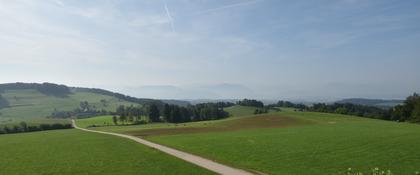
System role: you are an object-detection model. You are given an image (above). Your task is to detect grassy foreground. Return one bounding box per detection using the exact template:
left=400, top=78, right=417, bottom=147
left=139, top=109, right=420, bottom=174
left=0, top=129, right=214, bottom=175
left=74, top=107, right=420, bottom=174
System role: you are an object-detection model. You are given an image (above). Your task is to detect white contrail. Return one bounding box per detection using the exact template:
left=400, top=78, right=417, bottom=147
left=164, top=1, right=175, bottom=32
left=193, top=0, right=261, bottom=16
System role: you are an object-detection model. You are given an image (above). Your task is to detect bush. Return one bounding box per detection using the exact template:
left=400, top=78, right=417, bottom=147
left=27, top=125, right=41, bottom=132
left=0, top=123, right=72, bottom=135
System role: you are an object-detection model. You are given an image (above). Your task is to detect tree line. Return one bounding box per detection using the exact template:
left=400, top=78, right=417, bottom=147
left=162, top=103, right=230, bottom=123
left=309, top=103, right=390, bottom=119
left=49, top=101, right=109, bottom=119
left=392, top=93, right=420, bottom=122
left=113, top=102, right=232, bottom=124
left=271, top=93, right=420, bottom=123
left=235, top=99, right=276, bottom=114
left=0, top=122, right=72, bottom=135
left=0, top=82, right=71, bottom=97
left=73, top=87, right=162, bottom=105
left=309, top=94, right=420, bottom=122
left=114, top=105, right=150, bottom=125
left=237, top=99, right=264, bottom=108
left=270, top=100, right=307, bottom=110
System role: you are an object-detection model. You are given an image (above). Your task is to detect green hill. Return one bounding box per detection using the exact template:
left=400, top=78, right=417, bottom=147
left=0, top=83, right=160, bottom=123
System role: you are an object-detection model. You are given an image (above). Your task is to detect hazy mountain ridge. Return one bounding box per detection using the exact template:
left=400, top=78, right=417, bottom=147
left=335, top=98, right=403, bottom=108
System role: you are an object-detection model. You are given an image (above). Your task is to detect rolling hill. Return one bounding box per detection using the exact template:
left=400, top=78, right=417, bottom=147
left=0, top=82, right=162, bottom=123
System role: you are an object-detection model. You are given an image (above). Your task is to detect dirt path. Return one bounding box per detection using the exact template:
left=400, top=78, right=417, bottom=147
left=71, top=120, right=254, bottom=175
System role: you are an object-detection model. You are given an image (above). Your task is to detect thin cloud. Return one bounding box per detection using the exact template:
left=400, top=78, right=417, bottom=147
left=164, top=1, right=175, bottom=32
left=192, top=0, right=262, bottom=16
left=51, top=0, right=64, bottom=7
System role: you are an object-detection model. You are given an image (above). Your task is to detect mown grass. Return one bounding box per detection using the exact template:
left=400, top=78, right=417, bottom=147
left=76, top=114, right=244, bottom=133
left=0, top=89, right=137, bottom=122
left=143, top=110, right=420, bottom=175
left=75, top=115, right=118, bottom=128
left=73, top=107, right=420, bottom=174
left=0, top=129, right=214, bottom=175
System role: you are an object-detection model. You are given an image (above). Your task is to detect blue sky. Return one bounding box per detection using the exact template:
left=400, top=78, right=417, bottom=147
left=0, top=0, right=419, bottom=100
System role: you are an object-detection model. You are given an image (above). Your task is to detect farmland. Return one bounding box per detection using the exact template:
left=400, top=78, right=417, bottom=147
left=0, top=89, right=137, bottom=123
left=2, top=84, right=420, bottom=175
left=0, top=129, right=214, bottom=175
left=146, top=110, right=420, bottom=174
left=77, top=107, right=420, bottom=174
left=2, top=0, right=420, bottom=174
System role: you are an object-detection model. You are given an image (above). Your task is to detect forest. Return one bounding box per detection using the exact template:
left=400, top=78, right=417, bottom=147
left=114, top=102, right=231, bottom=124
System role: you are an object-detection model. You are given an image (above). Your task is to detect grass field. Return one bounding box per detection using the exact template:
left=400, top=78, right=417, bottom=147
left=0, top=118, right=71, bottom=128
left=78, top=106, right=420, bottom=174
left=75, top=105, right=260, bottom=133
left=0, top=89, right=137, bottom=123
left=145, top=110, right=420, bottom=174
left=75, top=115, right=119, bottom=128
left=0, top=129, right=214, bottom=175
left=224, top=105, right=258, bottom=117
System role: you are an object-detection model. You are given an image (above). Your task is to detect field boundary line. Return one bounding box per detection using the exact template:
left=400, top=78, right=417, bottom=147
left=72, top=120, right=254, bottom=175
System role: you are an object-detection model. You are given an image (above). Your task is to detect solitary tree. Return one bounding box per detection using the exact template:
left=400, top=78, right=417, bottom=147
left=112, top=115, right=118, bottom=125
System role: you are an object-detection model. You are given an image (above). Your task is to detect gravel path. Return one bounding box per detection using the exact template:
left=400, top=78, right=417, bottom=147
left=72, top=120, right=254, bottom=175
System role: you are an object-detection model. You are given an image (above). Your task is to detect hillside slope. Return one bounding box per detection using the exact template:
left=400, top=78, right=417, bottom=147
left=0, top=83, right=160, bottom=123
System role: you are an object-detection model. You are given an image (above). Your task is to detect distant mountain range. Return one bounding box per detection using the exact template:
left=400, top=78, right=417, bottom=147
left=123, top=83, right=256, bottom=99
left=335, top=98, right=403, bottom=108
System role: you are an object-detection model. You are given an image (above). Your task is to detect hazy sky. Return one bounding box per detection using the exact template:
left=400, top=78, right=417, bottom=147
left=1, top=0, right=419, bottom=100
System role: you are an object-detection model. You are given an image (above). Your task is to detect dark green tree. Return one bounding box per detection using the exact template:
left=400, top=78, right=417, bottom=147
left=112, top=115, right=118, bottom=125
left=148, top=104, right=160, bottom=122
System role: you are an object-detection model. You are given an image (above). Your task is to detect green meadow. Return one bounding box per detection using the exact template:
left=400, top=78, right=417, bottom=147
left=146, top=110, right=420, bottom=174
left=4, top=94, right=420, bottom=175
left=78, top=106, right=420, bottom=175
left=0, top=129, right=214, bottom=175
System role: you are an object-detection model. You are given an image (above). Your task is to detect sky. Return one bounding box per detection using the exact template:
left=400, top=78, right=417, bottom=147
left=0, top=0, right=419, bottom=101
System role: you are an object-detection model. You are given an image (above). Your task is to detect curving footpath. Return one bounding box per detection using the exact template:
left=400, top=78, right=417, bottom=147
left=71, top=120, right=254, bottom=175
